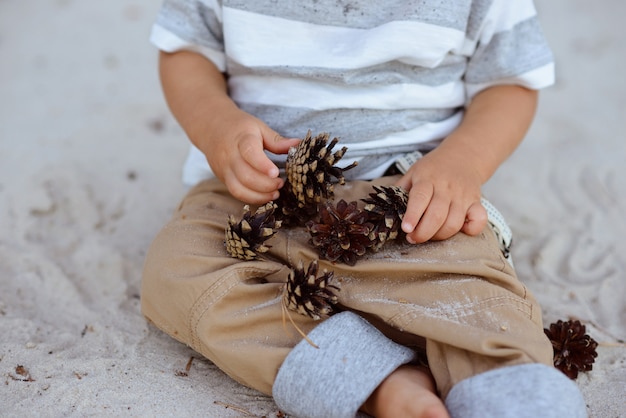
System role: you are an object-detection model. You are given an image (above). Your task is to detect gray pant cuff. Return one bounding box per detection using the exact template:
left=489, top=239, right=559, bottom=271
left=273, top=311, right=417, bottom=418
left=446, top=363, right=588, bottom=418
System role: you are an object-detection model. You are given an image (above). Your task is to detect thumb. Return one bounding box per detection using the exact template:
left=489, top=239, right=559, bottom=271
left=394, top=172, right=412, bottom=191
left=261, top=125, right=301, bottom=154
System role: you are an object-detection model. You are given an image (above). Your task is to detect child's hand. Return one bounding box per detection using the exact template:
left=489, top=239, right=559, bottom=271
left=203, top=108, right=300, bottom=204
left=157, top=50, right=300, bottom=204
left=395, top=148, right=488, bottom=244
left=392, top=85, right=539, bottom=244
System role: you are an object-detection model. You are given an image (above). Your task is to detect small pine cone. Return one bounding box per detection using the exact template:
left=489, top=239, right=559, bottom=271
left=284, top=259, right=340, bottom=320
left=286, top=131, right=358, bottom=208
left=273, top=181, right=319, bottom=227
left=361, top=185, right=408, bottom=250
left=307, top=199, right=374, bottom=266
left=544, top=319, right=599, bottom=380
left=225, top=203, right=282, bottom=260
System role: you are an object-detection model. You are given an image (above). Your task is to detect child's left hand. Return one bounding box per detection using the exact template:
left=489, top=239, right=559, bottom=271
left=395, top=146, right=488, bottom=244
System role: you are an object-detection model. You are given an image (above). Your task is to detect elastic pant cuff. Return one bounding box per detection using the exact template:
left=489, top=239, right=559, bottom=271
left=273, top=311, right=417, bottom=418
left=445, top=363, right=587, bottom=418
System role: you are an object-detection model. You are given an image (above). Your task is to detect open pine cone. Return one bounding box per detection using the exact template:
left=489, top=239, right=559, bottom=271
left=225, top=202, right=282, bottom=261
left=307, top=199, right=374, bottom=266
left=283, top=259, right=340, bottom=320
left=273, top=181, right=319, bottom=227
left=544, top=319, right=598, bottom=380
left=362, top=185, right=408, bottom=251
left=286, top=131, right=358, bottom=209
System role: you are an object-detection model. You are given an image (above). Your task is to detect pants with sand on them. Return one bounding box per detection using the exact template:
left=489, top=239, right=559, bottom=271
left=141, top=176, right=554, bottom=402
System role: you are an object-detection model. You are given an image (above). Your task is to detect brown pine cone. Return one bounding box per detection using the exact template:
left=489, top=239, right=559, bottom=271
left=286, top=131, right=358, bottom=208
left=283, top=259, right=340, bottom=320
left=306, top=199, right=374, bottom=266
left=361, top=185, right=408, bottom=251
left=273, top=181, right=319, bottom=227
left=544, top=319, right=599, bottom=380
left=225, top=203, right=282, bottom=260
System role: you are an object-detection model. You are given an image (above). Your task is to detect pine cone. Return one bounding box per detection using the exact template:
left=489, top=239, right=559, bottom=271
left=273, top=181, right=319, bottom=227
left=284, top=259, right=340, bottom=320
left=307, top=199, right=374, bottom=266
left=286, top=131, right=358, bottom=208
left=544, top=319, right=598, bottom=380
left=225, top=203, right=282, bottom=260
left=361, top=185, right=408, bottom=251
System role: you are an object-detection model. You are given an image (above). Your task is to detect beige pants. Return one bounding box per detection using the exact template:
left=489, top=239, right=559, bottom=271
left=141, top=177, right=553, bottom=398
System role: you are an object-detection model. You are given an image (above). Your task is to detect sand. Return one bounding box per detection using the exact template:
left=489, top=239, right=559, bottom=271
left=1, top=1, right=624, bottom=417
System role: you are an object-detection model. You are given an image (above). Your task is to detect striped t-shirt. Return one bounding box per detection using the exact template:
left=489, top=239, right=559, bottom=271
left=150, top=0, right=554, bottom=185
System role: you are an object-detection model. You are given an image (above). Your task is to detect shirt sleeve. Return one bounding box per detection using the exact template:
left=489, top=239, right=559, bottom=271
left=150, top=0, right=226, bottom=71
left=464, top=0, right=554, bottom=99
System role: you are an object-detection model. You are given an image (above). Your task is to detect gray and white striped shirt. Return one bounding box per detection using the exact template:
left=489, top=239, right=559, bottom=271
left=150, top=0, right=554, bottom=185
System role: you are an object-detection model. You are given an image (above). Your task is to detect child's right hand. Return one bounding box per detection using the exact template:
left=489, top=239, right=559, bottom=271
left=158, top=50, right=300, bottom=205
left=202, top=107, right=300, bottom=204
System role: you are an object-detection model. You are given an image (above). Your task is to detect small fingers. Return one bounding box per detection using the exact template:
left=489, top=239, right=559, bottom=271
left=406, top=195, right=450, bottom=244
left=401, top=180, right=485, bottom=243
left=461, top=201, right=488, bottom=236
left=226, top=154, right=284, bottom=203
left=430, top=202, right=467, bottom=241
left=238, top=134, right=280, bottom=178
left=264, top=132, right=301, bottom=155
left=224, top=169, right=282, bottom=204
left=401, top=182, right=433, bottom=239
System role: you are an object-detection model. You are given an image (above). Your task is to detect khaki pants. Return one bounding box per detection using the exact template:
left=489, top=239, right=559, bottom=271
left=141, top=177, right=553, bottom=399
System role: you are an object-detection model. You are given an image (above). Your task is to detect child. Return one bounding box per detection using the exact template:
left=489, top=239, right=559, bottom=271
left=142, top=1, right=587, bottom=417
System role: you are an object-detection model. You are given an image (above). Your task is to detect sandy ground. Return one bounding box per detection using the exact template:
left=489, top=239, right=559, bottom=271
left=1, top=1, right=624, bottom=417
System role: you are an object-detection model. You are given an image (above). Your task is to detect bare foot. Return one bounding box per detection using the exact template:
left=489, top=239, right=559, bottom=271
left=361, top=365, right=450, bottom=418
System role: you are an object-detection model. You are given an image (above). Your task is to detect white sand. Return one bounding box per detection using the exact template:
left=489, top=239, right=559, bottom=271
left=1, top=1, right=624, bottom=417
